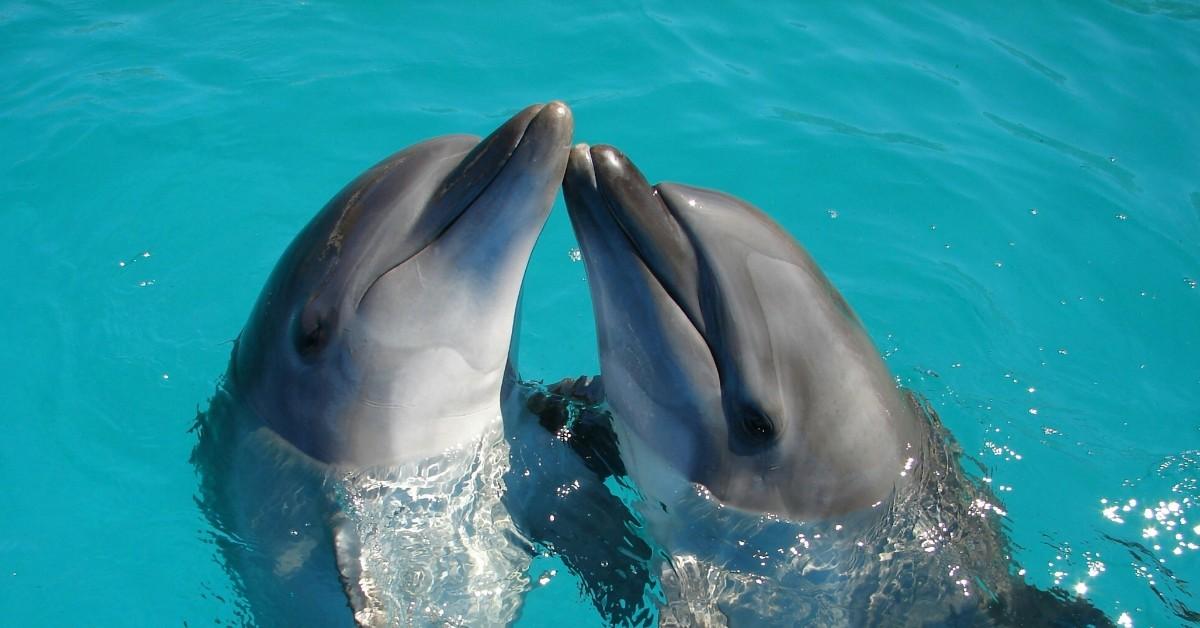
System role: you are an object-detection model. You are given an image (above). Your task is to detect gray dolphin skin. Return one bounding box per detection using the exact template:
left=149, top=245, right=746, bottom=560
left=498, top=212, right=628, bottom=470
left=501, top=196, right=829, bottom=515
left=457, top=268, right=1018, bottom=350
left=562, top=143, right=923, bottom=521
left=562, top=144, right=1114, bottom=626
left=231, top=102, right=573, bottom=467
left=192, top=102, right=573, bottom=627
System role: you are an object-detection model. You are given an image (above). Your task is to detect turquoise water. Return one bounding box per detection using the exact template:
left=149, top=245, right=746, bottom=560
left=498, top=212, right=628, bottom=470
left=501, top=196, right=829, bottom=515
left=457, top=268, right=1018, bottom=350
left=2, top=2, right=1198, bottom=625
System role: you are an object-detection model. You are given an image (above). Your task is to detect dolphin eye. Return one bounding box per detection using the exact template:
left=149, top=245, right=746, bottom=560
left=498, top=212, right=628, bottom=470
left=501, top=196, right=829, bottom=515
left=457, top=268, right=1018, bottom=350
left=739, top=409, right=777, bottom=445
left=294, top=308, right=332, bottom=357
left=295, top=320, right=327, bottom=356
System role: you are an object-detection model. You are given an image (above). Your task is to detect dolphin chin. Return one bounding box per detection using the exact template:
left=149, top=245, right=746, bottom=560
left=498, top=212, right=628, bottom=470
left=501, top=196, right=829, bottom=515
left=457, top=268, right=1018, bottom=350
left=193, top=103, right=573, bottom=626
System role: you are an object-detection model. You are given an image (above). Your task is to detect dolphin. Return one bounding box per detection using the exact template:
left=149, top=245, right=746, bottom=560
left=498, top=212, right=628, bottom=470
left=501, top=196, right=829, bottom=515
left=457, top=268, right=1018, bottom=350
left=192, top=102, right=572, bottom=626
left=562, top=144, right=1114, bottom=626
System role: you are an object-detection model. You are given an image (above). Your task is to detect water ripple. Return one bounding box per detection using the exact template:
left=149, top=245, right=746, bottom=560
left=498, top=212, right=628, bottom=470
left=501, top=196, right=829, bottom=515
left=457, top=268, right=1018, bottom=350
left=771, top=107, right=945, bottom=151
left=1108, top=0, right=1200, bottom=20
left=3, top=3, right=1198, bottom=625
left=990, top=38, right=1068, bottom=85
left=983, top=112, right=1140, bottom=192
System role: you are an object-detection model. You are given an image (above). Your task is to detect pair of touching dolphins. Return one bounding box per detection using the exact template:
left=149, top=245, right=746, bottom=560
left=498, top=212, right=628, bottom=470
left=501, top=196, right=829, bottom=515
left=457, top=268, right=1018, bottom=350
left=193, top=102, right=1112, bottom=626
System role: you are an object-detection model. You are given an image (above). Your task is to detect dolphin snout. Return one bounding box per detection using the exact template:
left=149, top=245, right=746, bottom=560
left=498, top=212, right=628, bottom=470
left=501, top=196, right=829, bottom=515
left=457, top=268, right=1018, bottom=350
left=521, top=100, right=574, bottom=152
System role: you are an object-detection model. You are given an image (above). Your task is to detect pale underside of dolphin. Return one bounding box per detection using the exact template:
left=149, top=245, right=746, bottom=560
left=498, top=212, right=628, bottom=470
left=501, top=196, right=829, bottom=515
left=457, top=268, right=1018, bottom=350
left=560, top=143, right=1115, bottom=627
left=192, top=102, right=575, bottom=627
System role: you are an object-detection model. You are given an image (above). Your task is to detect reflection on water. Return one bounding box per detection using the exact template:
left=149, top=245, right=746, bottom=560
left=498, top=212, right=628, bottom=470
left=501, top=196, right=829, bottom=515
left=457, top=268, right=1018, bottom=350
left=1095, top=450, right=1200, bottom=623
left=190, top=377, right=661, bottom=626
left=192, top=381, right=534, bottom=626
left=193, top=365, right=1127, bottom=626
left=192, top=385, right=362, bottom=628
left=332, top=423, right=530, bottom=626
left=638, top=395, right=1114, bottom=627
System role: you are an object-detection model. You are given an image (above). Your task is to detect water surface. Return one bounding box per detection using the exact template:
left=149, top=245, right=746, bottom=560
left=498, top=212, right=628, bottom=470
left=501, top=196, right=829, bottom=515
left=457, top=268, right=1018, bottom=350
left=1, top=2, right=1198, bottom=625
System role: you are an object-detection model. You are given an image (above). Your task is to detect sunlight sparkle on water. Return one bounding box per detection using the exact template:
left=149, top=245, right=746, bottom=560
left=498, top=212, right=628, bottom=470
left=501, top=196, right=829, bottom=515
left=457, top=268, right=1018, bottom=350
left=1099, top=494, right=1199, bottom=606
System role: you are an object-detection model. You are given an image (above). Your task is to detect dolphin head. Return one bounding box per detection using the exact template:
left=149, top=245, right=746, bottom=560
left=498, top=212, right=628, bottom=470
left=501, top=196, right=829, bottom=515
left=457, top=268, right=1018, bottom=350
left=563, top=144, right=921, bottom=520
left=230, top=103, right=573, bottom=465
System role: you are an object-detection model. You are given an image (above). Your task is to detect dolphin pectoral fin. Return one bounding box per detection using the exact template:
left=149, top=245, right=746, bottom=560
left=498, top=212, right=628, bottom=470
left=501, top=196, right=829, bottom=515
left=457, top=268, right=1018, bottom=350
left=329, top=511, right=386, bottom=628
left=525, top=375, right=624, bottom=480
left=273, top=534, right=319, bottom=577
left=509, top=376, right=658, bottom=625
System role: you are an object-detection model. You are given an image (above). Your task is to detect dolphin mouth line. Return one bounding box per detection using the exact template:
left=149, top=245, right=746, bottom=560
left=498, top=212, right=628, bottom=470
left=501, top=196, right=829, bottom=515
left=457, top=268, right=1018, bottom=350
left=574, top=145, right=721, bottom=372
left=580, top=146, right=692, bottom=317
left=351, top=110, right=539, bottom=312
left=611, top=193, right=681, bottom=287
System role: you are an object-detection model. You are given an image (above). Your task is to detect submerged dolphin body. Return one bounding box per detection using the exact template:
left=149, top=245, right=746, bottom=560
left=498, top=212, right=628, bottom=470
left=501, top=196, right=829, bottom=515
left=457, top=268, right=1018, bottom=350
left=562, top=144, right=1113, bottom=626
left=192, top=103, right=572, bottom=626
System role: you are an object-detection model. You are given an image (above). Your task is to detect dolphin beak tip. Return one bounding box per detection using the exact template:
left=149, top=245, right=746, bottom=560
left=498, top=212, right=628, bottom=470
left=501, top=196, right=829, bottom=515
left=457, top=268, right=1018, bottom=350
left=566, top=142, right=596, bottom=184
left=588, top=144, right=631, bottom=181
left=526, top=101, right=573, bottom=150
left=570, top=143, right=592, bottom=163
left=540, top=100, right=573, bottom=133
